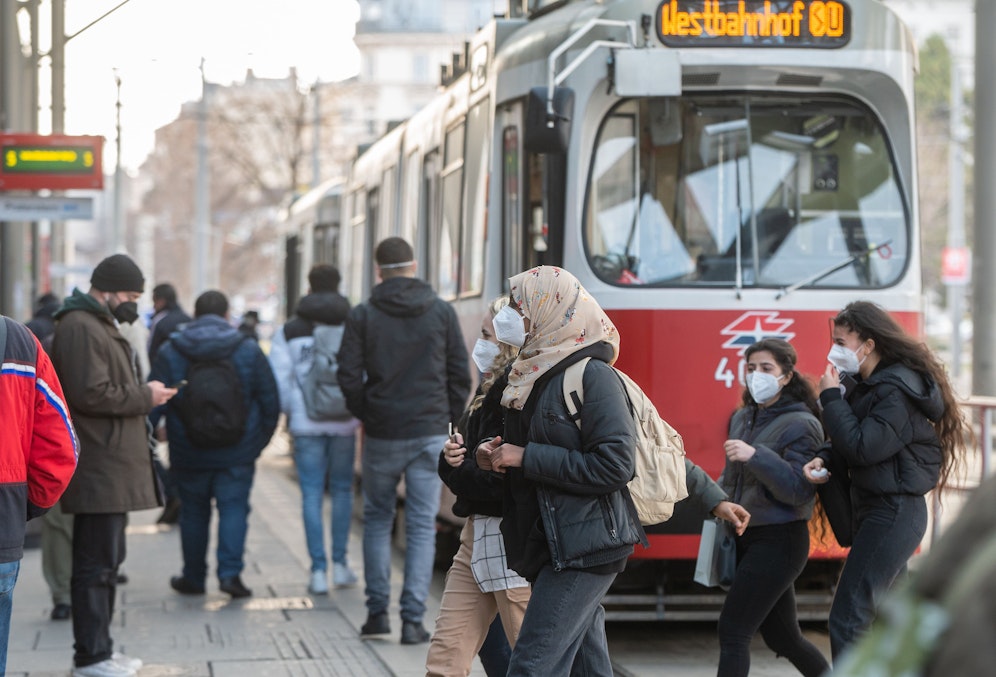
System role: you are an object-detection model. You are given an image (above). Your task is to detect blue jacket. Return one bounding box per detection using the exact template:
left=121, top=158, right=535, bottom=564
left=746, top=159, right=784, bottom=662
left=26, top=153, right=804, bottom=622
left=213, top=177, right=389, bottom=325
left=149, top=315, right=280, bottom=470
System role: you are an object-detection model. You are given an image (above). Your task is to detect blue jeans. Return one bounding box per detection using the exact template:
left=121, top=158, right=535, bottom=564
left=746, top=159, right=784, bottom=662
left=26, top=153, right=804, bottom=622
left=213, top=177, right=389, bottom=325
left=0, top=560, right=20, bottom=674
left=293, top=434, right=357, bottom=571
left=718, top=521, right=829, bottom=677
left=829, top=493, right=927, bottom=660
left=174, top=463, right=256, bottom=582
left=507, top=565, right=617, bottom=676
left=361, top=434, right=444, bottom=623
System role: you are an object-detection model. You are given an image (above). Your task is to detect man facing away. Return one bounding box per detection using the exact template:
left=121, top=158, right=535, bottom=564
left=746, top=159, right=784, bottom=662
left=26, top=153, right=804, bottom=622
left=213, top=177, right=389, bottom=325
left=0, top=315, right=78, bottom=673
left=147, top=283, right=190, bottom=364
left=51, top=253, right=177, bottom=677
left=149, top=290, right=279, bottom=599
left=147, top=283, right=189, bottom=526
left=338, top=237, right=471, bottom=645
left=268, top=264, right=361, bottom=594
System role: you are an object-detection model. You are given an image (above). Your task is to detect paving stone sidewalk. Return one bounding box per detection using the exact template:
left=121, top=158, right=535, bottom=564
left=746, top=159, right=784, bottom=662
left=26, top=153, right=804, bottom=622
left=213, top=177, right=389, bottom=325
left=7, top=434, right=461, bottom=677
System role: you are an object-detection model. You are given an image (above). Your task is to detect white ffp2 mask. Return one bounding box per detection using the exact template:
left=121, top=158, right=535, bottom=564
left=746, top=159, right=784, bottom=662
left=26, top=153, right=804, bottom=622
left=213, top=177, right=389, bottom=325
left=492, top=305, right=527, bottom=347
left=471, top=339, right=502, bottom=374
left=746, top=371, right=783, bottom=404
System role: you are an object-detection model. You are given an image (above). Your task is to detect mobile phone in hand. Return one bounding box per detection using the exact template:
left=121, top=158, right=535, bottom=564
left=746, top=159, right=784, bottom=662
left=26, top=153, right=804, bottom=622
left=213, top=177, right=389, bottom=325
left=170, top=380, right=188, bottom=389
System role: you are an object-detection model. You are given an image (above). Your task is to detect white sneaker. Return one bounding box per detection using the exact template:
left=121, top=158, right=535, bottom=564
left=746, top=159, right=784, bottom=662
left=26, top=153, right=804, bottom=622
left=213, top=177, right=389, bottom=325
left=333, top=562, right=358, bottom=588
left=112, top=652, right=143, bottom=671
left=308, top=569, right=329, bottom=595
left=72, top=657, right=136, bottom=677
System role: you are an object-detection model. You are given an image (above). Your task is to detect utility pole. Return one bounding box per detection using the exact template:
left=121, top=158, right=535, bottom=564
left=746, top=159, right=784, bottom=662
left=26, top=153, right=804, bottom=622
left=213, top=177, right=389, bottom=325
left=48, top=0, right=133, bottom=294
left=946, top=34, right=967, bottom=382
left=113, top=69, right=123, bottom=253
left=0, top=0, right=37, bottom=319
left=974, top=0, right=996, bottom=397
left=312, top=80, right=321, bottom=189
left=192, top=58, right=210, bottom=296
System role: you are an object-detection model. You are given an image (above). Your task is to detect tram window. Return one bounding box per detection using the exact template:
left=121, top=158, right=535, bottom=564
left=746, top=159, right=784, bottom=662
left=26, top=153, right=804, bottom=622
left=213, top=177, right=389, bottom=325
left=382, top=166, right=397, bottom=238
left=346, top=189, right=366, bottom=304
left=502, top=125, right=523, bottom=279
left=584, top=96, right=909, bottom=290
left=438, top=122, right=465, bottom=300
left=460, top=98, right=489, bottom=297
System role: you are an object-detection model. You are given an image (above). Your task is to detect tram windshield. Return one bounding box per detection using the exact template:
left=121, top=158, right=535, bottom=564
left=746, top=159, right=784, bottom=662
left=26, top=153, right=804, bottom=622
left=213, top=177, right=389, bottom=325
left=584, top=96, right=909, bottom=290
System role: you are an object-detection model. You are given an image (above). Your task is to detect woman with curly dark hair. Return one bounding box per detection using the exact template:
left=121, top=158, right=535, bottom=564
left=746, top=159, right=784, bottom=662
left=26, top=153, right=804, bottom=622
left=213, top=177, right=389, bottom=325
left=716, top=338, right=829, bottom=677
left=804, top=300, right=971, bottom=661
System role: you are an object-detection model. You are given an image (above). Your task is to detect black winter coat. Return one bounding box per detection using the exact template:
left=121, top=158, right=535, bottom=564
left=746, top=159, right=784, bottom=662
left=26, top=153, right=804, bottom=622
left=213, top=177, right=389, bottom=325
left=501, top=344, right=644, bottom=582
left=820, top=362, right=944, bottom=497
left=337, top=277, right=471, bottom=439
left=437, top=370, right=508, bottom=519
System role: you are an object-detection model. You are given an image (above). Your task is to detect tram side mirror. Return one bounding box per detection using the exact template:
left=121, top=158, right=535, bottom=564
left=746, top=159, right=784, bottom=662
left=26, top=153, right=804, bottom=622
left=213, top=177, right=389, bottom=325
left=525, top=86, right=574, bottom=154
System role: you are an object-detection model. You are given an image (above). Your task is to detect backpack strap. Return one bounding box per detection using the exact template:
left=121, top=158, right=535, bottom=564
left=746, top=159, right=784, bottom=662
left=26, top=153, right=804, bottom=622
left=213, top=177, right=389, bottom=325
left=562, top=357, right=591, bottom=430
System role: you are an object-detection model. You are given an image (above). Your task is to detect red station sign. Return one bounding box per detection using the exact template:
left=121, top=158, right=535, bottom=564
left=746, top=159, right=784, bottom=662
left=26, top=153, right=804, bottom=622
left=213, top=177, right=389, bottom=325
left=0, top=133, right=104, bottom=191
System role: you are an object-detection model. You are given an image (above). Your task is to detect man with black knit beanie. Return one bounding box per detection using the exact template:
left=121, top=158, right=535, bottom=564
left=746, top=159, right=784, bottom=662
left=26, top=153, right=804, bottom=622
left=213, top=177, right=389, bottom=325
left=51, top=253, right=178, bottom=677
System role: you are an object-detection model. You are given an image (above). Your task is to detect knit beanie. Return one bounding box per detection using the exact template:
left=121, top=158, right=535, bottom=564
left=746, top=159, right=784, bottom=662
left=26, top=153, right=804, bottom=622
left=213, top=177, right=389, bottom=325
left=90, top=254, right=145, bottom=293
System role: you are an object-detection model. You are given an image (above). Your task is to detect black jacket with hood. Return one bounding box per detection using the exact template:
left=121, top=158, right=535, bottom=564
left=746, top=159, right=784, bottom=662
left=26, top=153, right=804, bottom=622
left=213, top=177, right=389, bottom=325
left=819, top=362, right=944, bottom=497
left=500, top=342, right=645, bottom=582
left=337, top=276, right=471, bottom=439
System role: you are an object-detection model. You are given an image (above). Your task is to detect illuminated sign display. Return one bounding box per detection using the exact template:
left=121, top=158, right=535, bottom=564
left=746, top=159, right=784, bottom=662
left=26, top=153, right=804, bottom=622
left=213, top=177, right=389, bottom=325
left=0, top=134, right=104, bottom=191
left=657, top=0, right=850, bottom=48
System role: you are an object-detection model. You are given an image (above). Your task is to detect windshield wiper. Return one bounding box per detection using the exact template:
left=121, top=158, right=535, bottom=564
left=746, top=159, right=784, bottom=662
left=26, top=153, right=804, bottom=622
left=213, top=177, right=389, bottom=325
left=775, top=240, right=893, bottom=300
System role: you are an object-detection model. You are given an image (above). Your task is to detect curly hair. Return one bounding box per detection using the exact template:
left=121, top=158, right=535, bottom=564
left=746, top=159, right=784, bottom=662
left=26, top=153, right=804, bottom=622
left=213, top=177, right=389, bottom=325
left=468, top=296, right=519, bottom=413
left=833, top=300, right=972, bottom=493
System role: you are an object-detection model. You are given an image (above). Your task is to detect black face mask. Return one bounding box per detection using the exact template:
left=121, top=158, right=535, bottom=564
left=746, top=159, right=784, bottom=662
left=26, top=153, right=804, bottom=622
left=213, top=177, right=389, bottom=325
left=112, top=301, right=140, bottom=325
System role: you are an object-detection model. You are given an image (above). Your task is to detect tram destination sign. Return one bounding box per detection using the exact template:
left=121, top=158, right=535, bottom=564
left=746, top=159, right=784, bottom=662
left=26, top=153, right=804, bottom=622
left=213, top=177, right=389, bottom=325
left=657, top=0, right=850, bottom=48
left=0, top=133, right=104, bottom=191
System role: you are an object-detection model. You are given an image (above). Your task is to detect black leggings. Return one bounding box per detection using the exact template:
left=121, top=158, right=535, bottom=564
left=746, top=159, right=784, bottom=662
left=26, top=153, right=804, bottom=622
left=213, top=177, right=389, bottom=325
left=717, top=520, right=829, bottom=677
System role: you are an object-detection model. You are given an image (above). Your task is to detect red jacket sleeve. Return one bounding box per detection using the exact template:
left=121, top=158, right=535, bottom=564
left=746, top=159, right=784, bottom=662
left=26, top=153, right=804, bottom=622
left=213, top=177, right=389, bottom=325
left=27, top=338, right=78, bottom=511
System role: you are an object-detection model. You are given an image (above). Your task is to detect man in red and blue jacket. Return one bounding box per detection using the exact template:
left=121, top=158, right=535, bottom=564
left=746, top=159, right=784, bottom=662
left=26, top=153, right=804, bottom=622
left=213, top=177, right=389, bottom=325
left=0, top=315, right=78, bottom=673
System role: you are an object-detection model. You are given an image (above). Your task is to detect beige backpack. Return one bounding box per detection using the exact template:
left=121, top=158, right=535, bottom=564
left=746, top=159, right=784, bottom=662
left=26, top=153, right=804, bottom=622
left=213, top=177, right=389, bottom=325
left=562, top=358, right=688, bottom=525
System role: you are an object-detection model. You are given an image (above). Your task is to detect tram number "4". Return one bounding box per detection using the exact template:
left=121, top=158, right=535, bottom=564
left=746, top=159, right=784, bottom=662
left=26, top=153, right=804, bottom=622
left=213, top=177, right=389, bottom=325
left=714, top=357, right=746, bottom=389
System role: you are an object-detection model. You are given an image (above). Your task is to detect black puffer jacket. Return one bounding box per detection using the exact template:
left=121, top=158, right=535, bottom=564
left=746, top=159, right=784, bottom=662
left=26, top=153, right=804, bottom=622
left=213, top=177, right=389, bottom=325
left=337, top=277, right=471, bottom=439
left=437, top=370, right=508, bottom=518
left=820, top=362, right=944, bottom=496
left=501, top=344, right=644, bottom=581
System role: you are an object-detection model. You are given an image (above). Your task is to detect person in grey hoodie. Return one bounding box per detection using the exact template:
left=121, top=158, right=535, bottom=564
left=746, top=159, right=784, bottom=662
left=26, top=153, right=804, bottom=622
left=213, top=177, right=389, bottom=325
left=338, top=237, right=471, bottom=645
left=269, top=264, right=361, bottom=595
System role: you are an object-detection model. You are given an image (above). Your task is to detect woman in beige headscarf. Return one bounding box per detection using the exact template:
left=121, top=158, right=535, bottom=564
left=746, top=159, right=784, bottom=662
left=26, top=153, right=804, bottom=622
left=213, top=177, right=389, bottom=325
left=475, top=266, right=643, bottom=676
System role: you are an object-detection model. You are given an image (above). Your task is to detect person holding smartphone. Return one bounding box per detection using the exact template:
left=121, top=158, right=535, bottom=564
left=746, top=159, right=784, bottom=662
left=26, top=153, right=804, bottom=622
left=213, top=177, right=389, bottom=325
left=426, top=296, right=529, bottom=677
left=803, top=301, right=971, bottom=661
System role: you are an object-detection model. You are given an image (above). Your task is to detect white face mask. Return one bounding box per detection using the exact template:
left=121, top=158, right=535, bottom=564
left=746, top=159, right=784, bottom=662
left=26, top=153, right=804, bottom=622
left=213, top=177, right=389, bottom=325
left=827, top=343, right=864, bottom=375
left=746, top=371, right=784, bottom=404
left=471, top=339, right=502, bottom=374
left=492, top=304, right=527, bottom=347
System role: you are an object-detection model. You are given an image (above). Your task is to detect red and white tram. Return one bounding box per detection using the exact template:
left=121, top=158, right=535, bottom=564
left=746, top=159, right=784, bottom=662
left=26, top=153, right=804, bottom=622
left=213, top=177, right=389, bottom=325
left=286, top=0, right=922, bottom=619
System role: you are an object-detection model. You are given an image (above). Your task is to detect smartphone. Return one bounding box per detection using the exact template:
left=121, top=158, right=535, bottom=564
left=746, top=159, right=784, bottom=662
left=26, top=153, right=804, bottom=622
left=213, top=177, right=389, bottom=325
left=448, top=422, right=458, bottom=443
left=170, top=380, right=188, bottom=389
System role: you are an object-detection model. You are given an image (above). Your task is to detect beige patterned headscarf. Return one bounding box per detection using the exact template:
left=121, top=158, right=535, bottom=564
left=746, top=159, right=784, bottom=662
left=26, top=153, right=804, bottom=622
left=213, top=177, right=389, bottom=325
left=501, top=266, right=619, bottom=410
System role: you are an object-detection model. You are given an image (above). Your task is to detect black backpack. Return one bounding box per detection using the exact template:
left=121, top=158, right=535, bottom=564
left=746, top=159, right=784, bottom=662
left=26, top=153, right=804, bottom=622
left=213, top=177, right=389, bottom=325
left=175, top=343, right=248, bottom=449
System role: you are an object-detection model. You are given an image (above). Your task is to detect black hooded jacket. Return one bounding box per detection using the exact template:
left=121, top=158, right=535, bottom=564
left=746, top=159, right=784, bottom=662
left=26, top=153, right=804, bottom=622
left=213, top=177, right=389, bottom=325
left=337, top=276, right=471, bottom=439
left=282, top=291, right=351, bottom=341
left=820, top=362, right=944, bottom=497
